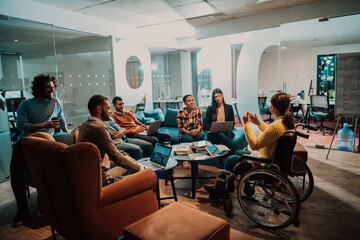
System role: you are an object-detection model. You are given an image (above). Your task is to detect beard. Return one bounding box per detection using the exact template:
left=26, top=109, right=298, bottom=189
left=42, top=91, right=53, bottom=100
left=100, top=109, right=110, bottom=121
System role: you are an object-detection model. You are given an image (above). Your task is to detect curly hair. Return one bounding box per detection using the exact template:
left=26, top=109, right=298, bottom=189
left=31, top=74, right=57, bottom=98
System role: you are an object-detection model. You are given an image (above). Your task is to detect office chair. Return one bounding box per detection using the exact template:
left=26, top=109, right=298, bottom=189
left=308, top=95, right=329, bottom=135
left=260, top=91, right=277, bottom=123
left=291, top=93, right=305, bottom=118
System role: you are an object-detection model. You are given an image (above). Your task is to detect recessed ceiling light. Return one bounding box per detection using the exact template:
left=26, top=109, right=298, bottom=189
left=14, top=39, right=18, bottom=42
left=256, top=0, right=272, bottom=4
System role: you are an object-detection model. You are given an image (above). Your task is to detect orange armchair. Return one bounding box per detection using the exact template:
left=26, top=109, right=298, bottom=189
left=22, top=132, right=158, bottom=240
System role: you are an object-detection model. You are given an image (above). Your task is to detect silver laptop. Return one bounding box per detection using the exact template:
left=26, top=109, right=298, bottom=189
left=140, top=120, right=161, bottom=135
left=138, top=144, right=172, bottom=171
left=209, top=121, right=234, bottom=133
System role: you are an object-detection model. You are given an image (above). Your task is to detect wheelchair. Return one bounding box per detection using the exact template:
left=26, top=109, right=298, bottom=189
left=215, top=124, right=314, bottom=229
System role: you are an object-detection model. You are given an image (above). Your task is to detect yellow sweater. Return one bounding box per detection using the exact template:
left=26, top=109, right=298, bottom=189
left=244, top=118, right=289, bottom=159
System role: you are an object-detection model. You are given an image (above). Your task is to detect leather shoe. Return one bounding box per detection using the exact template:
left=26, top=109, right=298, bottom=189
left=204, top=184, right=225, bottom=199
left=11, top=212, right=29, bottom=228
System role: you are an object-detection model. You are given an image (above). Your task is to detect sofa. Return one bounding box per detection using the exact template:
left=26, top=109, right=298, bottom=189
left=134, top=108, right=248, bottom=150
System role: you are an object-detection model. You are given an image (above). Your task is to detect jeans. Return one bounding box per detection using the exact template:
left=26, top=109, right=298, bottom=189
left=115, top=138, right=153, bottom=159
left=207, top=131, right=237, bottom=154
left=129, top=132, right=171, bottom=147
left=10, top=139, right=29, bottom=216
left=181, top=131, right=205, bottom=142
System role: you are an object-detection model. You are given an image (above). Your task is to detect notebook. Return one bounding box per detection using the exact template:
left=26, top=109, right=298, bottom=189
left=139, top=144, right=172, bottom=171
left=209, top=121, right=234, bottom=133
left=205, top=145, right=222, bottom=156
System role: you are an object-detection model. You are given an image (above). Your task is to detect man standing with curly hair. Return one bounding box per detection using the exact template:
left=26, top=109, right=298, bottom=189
left=10, top=74, right=68, bottom=227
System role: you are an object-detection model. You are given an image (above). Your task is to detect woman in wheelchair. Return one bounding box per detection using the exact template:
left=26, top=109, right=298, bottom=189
left=205, top=92, right=295, bottom=198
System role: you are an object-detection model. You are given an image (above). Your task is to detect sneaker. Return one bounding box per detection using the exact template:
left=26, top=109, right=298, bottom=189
left=204, top=184, right=225, bottom=199
left=11, top=212, right=29, bottom=228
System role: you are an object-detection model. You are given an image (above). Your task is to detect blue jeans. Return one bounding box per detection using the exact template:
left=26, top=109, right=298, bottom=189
left=207, top=131, right=237, bottom=154
left=181, top=131, right=204, bottom=142
left=115, top=138, right=153, bottom=160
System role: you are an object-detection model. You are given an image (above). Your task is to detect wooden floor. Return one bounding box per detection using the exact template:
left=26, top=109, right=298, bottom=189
left=0, top=146, right=359, bottom=240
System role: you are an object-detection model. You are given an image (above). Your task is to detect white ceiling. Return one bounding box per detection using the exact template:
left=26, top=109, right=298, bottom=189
left=32, top=0, right=322, bottom=29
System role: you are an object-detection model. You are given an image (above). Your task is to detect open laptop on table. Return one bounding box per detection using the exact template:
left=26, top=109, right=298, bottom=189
left=209, top=121, right=234, bottom=133
left=138, top=144, right=172, bottom=171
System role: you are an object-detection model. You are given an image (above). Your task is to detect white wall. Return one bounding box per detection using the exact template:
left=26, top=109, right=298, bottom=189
left=258, top=43, right=360, bottom=99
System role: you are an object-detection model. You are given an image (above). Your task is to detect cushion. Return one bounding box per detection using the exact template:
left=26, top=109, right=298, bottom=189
left=163, top=108, right=179, bottom=127
left=134, top=111, right=155, bottom=125
left=124, top=202, right=230, bottom=240
left=159, top=127, right=180, bottom=144
left=143, top=108, right=164, bottom=122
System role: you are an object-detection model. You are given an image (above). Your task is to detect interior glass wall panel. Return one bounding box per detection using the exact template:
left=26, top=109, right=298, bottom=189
left=150, top=49, right=185, bottom=111
left=53, top=27, right=114, bottom=127
left=0, top=16, right=54, bottom=181
left=279, top=14, right=360, bottom=120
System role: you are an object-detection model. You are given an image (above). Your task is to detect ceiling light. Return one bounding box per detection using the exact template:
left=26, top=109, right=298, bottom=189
left=281, top=46, right=286, bottom=50
left=14, top=39, right=18, bottom=42
left=319, top=17, right=329, bottom=22
left=256, top=0, right=272, bottom=4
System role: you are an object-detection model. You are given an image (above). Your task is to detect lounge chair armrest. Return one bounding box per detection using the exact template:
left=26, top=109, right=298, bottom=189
left=101, top=169, right=157, bottom=207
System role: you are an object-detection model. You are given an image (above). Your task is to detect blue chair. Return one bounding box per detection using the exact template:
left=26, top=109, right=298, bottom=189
left=260, top=91, right=277, bottom=123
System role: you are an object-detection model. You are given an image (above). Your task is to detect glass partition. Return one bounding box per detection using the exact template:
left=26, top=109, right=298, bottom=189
left=53, top=27, right=114, bottom=127
left=150, top=49, right=187, bottom=111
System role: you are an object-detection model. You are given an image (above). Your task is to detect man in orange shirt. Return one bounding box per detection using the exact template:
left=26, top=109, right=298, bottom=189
left=111, top=96, right=171, bottom=146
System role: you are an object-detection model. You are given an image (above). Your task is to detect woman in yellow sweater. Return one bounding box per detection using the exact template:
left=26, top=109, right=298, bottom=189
left=205, top=92, right=295, bottom=197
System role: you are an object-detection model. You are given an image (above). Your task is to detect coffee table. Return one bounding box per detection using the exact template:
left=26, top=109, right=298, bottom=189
left=171, top=145, right=229, bottom=199
left=138, top=157, right=178, bottom=208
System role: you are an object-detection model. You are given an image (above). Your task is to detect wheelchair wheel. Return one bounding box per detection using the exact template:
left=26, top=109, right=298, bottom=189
left=289, top=156, right=314, bottom=202
left=237, top=168, right=300, bottom=229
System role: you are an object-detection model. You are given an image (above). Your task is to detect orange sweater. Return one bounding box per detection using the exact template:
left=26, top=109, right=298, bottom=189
left=111, top=112, right=143, bottom=134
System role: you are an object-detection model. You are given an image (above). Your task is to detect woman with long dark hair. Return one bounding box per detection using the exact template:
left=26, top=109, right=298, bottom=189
left=205, top=92, right=295, bottom=197
left=204, top=88, right=237, bottom=154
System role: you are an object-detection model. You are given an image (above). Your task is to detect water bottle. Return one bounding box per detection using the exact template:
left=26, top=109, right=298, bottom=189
left=337, top=123, right=354, bottom=151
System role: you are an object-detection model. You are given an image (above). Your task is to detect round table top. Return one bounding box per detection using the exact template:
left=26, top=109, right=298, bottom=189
left=163, top=157, right=178, bottom=170
left=171, top=144, right=229, bottom=162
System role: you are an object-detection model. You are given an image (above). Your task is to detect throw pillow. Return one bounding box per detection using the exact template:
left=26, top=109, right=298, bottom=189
left=143, top=108, right=164, bottom=122
left=163, top=108, right=179, bottom=127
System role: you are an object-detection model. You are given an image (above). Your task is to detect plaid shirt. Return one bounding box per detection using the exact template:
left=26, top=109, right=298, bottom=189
left=176, top=107, right=203, bottom=140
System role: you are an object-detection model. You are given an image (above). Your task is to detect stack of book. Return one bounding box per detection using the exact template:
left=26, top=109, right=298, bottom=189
left=172, top=145, right=193, bottom=155
left=192, top=140, right=211, bottom=153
